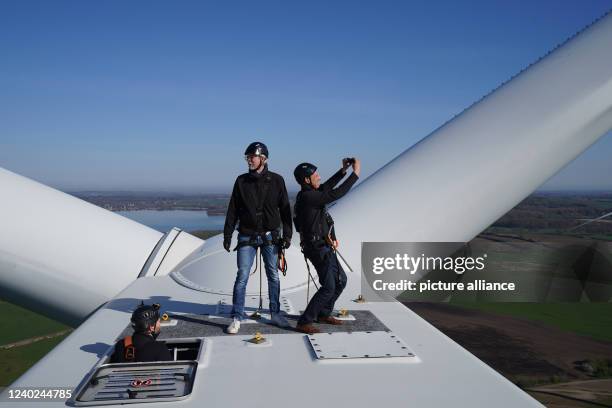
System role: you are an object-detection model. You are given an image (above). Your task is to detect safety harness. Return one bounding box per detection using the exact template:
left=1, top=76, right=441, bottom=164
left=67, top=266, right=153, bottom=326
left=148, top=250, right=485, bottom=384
left=297, top=211, right=355, bottom=304
left=232, top=229, right=287, bottom=319
left=123, top=336, right=135, bottom=362
left=278, top=246, right=287, bottom=276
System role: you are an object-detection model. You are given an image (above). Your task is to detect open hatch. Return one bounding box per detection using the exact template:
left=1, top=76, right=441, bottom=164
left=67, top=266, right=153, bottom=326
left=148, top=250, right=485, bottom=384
left=72, top=337, right=205, bottom=406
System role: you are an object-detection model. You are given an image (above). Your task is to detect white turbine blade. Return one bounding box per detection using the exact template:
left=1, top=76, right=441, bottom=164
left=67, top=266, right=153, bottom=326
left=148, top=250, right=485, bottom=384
left=569, top=210, right=612, bottom=231
left=0, top=168, right=202, bottom=325
left=331, top=11, right=612, bottom=263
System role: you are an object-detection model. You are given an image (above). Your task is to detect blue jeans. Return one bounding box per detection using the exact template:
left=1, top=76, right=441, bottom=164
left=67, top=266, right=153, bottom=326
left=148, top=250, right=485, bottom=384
left=231, top=232, right=280, bottom=320
left=298, top=244, right=347, bottom=326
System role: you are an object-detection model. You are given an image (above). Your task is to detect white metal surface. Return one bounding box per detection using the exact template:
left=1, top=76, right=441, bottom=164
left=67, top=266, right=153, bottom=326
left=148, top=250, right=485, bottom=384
left=307, top=331, right=416, bottom=360
left=170, top=233, right=308, bottom=295
left=2, top=275, right=543, bottom=407
left=139, top=228, right=203, bottom=278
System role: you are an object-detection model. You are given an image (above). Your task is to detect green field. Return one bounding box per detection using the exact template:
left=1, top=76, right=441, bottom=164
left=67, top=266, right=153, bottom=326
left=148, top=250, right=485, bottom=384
left=452, top=302, right=612, bottom=342
left=0, top=301, right=70, bottom=346
left=0, top=334, right=69, bottom=386
left=189, top=230, right=222, bottom=240
left=0, top=301, right=72, bottom=387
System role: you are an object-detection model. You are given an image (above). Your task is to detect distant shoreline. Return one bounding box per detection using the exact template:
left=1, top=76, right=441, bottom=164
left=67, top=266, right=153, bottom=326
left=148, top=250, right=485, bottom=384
left=116, top=208, right=226, bottom=215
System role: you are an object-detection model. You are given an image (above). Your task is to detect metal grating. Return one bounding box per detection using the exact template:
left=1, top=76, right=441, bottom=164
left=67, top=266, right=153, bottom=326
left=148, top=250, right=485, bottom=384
left=214, top=296, right=294, bottom=316
left=118, top=311, right=389, bottom=339
left=73, top=361, right=196, bottom=406
left=307, top=331, right=416, bottom=360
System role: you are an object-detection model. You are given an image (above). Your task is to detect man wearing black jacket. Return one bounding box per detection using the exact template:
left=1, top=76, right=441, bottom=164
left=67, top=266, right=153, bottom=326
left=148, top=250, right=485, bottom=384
left=293, top=158, right=360, bottom=334
left=110, top=302, right=172, bottom=363
left=223, top=142, right=292, bottom=334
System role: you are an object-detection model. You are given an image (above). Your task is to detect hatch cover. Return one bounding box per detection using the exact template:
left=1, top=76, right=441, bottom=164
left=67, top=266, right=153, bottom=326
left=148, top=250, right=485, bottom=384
left=307, top=331, right=415, bottom=360
left=73, top=361, right=196, bottom=406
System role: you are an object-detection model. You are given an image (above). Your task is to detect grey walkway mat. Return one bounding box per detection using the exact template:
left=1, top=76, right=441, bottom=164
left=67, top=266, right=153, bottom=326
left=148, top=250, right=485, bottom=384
left=117, top=310, right=389, bottom=339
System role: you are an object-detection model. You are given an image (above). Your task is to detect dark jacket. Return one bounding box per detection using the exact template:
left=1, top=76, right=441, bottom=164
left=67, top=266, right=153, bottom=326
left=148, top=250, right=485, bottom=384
left=224, top=166, right=292, bottom=239
left=294, top=169, right=358, bottom=244
left=110, top=332, right=172, bottom=363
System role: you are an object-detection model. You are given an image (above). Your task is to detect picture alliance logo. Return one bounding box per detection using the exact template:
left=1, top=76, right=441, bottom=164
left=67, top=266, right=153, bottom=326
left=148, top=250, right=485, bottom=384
left=372, top=253, right=488, bottom=275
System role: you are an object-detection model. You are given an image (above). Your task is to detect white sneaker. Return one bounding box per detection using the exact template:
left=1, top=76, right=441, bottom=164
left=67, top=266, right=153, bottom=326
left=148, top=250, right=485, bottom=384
left=271, top=313, right=290, bottom=328
left=226, top=318, right=241, bottom=334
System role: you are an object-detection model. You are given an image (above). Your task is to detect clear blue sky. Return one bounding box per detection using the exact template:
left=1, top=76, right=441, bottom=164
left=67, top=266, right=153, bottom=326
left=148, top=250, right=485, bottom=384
left=1, top=1, right=610, bottom=192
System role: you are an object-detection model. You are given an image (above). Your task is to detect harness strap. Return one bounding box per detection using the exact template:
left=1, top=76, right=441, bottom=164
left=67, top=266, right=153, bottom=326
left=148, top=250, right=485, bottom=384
left=123, top=336, right=135, bottom=361
left=302, top=249, right=319, bottom=305
left=233, top=230, right=286, bottom=319
left=233, top=231, right=279, bottom=251
left=278, top=248, right=287, bottom=276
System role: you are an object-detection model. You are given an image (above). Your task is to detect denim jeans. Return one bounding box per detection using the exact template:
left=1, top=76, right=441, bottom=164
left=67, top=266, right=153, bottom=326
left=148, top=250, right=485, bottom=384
left=297, top=244, right=347, bottom=326
left=231, top=232, right=280, bottom=320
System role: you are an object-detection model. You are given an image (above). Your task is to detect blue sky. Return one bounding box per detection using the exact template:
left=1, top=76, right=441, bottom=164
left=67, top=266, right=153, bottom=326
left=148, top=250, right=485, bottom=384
left=1, top=1, right=611, bottom=192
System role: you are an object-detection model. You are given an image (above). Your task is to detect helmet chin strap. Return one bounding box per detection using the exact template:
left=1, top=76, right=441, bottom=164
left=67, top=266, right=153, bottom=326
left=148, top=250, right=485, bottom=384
left=252, top=157, right=266, bottom=172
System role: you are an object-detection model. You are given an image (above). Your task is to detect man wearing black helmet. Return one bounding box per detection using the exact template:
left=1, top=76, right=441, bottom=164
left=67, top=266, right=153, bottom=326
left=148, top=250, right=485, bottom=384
left=110, top=303, right=172, bottom=363
left=223, top=142, right=293, bottom=334
left=293, top=158, right=360, bottom=334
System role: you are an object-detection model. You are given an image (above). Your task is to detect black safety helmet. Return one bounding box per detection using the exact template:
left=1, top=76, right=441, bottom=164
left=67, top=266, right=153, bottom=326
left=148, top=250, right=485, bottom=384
left=244, top=142, right=269, bottom=159
left=131, top=302, right=161, bottom=333
left=294, top=163, right=317, bottom=185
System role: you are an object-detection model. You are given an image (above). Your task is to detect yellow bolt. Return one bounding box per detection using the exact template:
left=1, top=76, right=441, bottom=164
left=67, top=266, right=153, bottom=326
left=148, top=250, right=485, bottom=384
left=249, top=332, right=265, bottom=344
left=161, top=313, right=169, bottom=321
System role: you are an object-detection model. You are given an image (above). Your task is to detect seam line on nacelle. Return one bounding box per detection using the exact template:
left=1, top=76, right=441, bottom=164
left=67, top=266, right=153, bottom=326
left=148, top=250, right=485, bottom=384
left=154, top=230, right=182, bottom=276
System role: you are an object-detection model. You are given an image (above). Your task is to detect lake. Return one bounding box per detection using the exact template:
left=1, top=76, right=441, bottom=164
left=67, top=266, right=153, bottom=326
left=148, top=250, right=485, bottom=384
left=117, top=210, right=225, bottom=233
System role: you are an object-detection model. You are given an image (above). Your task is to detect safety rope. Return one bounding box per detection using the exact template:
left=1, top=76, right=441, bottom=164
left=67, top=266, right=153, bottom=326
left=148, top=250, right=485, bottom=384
left=303, top=251, right=319, bottom=305
left=258, top=248, right=263, bottom=309
left=240, top=233, right=286, bottom=319
left=328, top=225, right=353, bottom=273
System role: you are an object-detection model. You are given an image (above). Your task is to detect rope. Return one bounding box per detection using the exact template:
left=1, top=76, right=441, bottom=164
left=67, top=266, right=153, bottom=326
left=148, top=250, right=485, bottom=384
left=303, top=251, right=319, bottom=306
left=257, top=248, right=263, bottom=312
left=334, top=248, right=353, bottom=273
